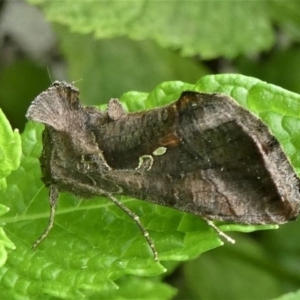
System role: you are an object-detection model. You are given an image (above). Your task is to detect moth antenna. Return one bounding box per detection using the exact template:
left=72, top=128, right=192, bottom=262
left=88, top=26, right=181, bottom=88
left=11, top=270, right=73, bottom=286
left=32, top=185, right=59, bottom=249
left=26, top=82, right=82, bottom=131
left=72, top=78, right=83, bottom=84
left=46, top=66, right=53, bottom=84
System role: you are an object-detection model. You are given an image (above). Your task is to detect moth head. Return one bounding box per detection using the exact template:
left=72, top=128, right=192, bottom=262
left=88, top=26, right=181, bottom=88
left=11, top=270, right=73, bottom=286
left=26, top=82, right=100, bottom=156
left=26, top=82, right=81, bottom=130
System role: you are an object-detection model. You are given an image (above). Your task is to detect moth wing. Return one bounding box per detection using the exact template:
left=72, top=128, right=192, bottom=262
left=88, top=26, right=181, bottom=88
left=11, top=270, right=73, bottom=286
left=171, top=92, right=300, bottom=223
left=106, top=92, right=300, bottom=224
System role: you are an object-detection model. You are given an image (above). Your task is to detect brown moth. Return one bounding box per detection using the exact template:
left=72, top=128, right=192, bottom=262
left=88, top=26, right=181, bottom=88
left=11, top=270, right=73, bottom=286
left=26, top=81, right=300, bottom=261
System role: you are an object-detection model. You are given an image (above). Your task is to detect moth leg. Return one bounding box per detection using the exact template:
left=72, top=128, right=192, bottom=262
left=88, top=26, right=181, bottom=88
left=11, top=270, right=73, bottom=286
left=95, top=152, right=112, bottom=171
left=135, top=155, right=154, bottom=172
left=85, top=182, right=158, bottom=261
left=203, top=217, right=235, bottom=244
left=54, top=178, right=158, bottom=261
left=104, top=191, right=159, bottom=261
left=32, top=185, right=59, bottom=249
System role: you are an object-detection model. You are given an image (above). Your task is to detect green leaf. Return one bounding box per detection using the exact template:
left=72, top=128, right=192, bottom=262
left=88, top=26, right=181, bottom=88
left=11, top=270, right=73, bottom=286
left=0, top=109, right=22, bottom=182
left=95, top=276, right=177, bottom=300
left=0, top=109, right=20, bottom=266
left=1, top=74, right=300, bottom=298
left=0, top=203, right=16, bottom=268
left=275, top=290, right=300, bottom=300
left=180, top=234, right=283, bottom=299
left=270, top=1, right=300, bottom=40
left=27, top=0, right=274, bottom=59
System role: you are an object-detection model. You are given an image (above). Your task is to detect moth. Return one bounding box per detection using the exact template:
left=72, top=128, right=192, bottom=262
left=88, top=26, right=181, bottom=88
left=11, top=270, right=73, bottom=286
left=26, top=81, right=300, bottom=261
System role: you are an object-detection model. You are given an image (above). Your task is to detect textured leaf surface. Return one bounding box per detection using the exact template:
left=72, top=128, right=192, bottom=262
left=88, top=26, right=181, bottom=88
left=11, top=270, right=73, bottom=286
left=0, top=110, right=20, bottom=267
left=0, top=109, right=21, bottom=181
left=0, top=74, right=299, bottom=298
left=28, top=0, right=274, bottom=59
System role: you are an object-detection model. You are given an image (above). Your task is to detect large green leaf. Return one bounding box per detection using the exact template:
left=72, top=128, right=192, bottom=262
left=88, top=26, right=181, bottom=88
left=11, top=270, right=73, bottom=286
left=27, top=0, right=274, bottom=59
left=1, top=74, right=300, bottom=298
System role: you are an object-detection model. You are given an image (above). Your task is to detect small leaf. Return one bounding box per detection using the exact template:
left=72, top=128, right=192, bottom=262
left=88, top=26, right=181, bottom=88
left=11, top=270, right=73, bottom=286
left=0, top=109, right=22, bottom=181
left=0, top=203, right=14, bottom=268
